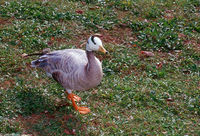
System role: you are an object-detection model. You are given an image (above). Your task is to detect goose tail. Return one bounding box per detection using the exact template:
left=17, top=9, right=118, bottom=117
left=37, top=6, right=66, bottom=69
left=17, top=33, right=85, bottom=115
left=31, top=58, right=48, bottom=68
left=31, top=60, right=39, bottom=68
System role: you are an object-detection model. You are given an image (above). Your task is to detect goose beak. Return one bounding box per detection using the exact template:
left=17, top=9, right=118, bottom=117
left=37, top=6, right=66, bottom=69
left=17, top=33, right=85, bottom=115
left=98, top=45, right=108, bottom=54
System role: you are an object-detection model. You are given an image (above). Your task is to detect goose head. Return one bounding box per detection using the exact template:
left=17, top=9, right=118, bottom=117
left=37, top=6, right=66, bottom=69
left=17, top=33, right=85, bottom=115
left=86, top=36, right=108, bottom=54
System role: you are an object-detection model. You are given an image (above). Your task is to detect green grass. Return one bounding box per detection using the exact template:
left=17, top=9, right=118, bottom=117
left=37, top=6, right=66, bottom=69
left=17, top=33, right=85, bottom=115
left=0, top=0, right=200, bottom=135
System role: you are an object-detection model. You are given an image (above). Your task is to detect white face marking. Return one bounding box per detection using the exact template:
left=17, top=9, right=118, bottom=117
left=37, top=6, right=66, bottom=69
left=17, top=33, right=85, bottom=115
left=86, top=36, right=102, bottom=51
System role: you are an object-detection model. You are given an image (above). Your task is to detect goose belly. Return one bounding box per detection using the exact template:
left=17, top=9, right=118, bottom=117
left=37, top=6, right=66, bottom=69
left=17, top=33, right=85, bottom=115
left=69, top=70, right=103, bottom=91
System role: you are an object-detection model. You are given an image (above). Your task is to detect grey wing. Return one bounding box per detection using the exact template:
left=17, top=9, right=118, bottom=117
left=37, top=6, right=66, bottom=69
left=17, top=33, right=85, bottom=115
left=31, top=49, right=90, bottom=90
left=31, top=49, right=87, bottom=74
left=31, top=53, right=62, bottom=74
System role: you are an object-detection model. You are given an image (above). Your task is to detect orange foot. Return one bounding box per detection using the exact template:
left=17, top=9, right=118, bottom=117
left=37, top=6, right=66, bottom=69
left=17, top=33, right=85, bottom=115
left=68, top=93, right=91, bottom=114
left=77, top=107, right=91, bottom=114
left=67, top=93, right=81, bottom=102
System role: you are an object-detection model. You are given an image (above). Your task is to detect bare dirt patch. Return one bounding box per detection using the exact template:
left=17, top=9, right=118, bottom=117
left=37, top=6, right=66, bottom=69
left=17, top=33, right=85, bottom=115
left=0, top=17, right=13, bottom=28
left=16, top=111, right=84, bottom=135
left=67, top=26, right=134, bottom=49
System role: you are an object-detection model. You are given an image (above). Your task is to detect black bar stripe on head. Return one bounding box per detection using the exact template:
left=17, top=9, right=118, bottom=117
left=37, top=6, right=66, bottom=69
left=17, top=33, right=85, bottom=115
left=91, top=36, right=96, bottom=45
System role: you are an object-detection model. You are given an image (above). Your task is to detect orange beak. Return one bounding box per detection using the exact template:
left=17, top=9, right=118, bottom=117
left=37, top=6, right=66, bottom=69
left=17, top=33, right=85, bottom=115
left=98, top=45, right=108, bottom=54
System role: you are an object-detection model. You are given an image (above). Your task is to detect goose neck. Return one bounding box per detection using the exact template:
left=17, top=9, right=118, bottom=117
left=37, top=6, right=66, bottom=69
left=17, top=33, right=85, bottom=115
left=86, top=51, right=95, bottom=65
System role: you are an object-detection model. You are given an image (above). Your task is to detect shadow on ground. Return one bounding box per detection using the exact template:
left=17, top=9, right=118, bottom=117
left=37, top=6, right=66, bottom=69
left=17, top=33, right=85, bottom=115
left=0, top=87, right=86, bottom=135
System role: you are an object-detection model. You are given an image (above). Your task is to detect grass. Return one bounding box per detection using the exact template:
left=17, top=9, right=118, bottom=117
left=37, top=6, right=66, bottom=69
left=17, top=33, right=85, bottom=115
left=0, top=0, right=200, bottom=135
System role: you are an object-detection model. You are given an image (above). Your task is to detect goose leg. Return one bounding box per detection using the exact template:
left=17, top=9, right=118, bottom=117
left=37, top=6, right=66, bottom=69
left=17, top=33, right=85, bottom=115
left=66, top=91, right=81, bottom=102
left=66, top=90, right=91, bottom=114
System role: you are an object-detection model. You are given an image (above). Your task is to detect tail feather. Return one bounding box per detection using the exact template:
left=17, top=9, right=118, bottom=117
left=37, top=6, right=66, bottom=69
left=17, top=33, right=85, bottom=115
left=31, top=59, right=48, bottom=68
left=31, top=60, right=39, bottom=67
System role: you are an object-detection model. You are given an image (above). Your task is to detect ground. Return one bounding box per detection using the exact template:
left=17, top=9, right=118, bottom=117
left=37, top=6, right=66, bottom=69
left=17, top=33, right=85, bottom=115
left=0, top=0, right=200, bottom=135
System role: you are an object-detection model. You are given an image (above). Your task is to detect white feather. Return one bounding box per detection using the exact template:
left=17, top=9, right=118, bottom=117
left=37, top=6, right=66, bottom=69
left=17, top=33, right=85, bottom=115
left=86, top=36, right=102, bottom=51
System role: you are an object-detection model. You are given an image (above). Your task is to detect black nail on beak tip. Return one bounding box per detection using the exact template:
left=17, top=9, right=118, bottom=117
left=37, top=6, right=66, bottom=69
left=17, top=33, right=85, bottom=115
left=106, top=51, right=109, bottom=54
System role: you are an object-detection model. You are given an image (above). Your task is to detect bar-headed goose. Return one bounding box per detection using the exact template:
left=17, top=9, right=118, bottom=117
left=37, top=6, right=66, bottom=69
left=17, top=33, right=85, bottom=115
left=31, top=36, right=107, bottom=114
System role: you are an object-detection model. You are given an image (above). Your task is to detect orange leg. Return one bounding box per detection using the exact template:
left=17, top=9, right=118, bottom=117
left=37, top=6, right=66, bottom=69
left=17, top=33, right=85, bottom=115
left=67, top=93, right=90, bottom=114
left=66, top=92, right=81, bottom=102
